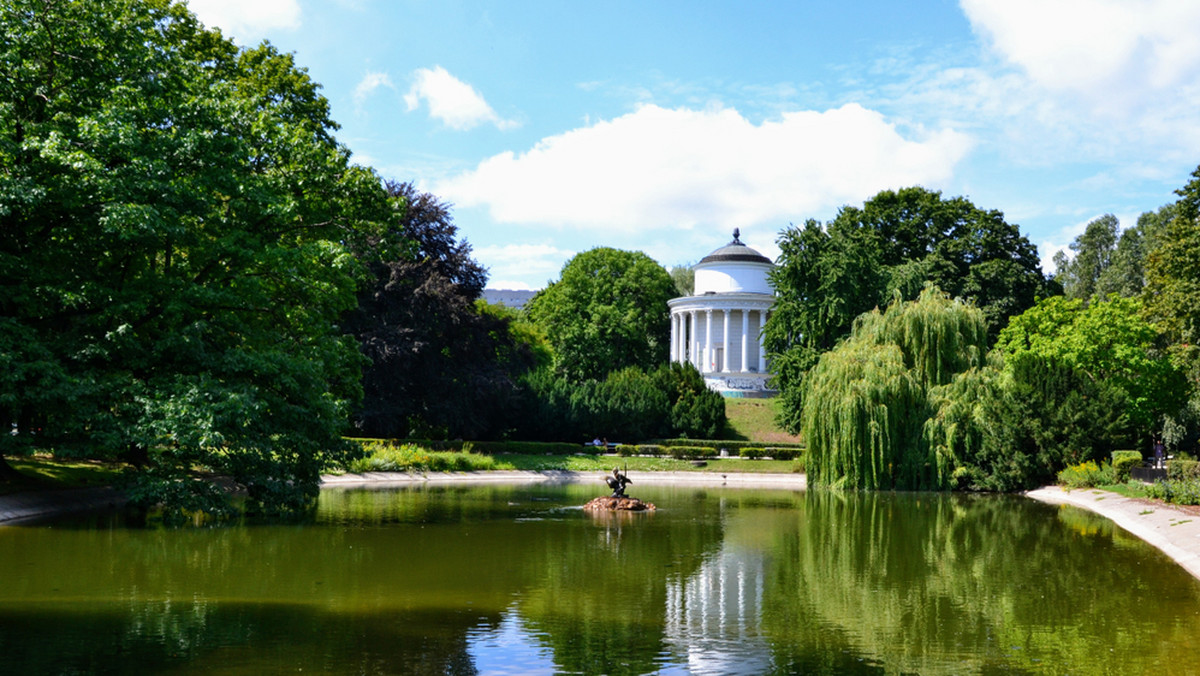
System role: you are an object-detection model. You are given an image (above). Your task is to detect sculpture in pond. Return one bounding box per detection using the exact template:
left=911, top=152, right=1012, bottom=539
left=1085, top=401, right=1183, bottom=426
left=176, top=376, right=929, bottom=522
left=585, top=468, right=655, bottom=512
left=606, top=467, right=631, bottom=497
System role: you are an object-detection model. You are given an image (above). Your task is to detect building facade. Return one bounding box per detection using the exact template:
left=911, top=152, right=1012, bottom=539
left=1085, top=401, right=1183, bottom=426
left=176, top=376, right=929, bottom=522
left=667, top=229, right=776, bottom=397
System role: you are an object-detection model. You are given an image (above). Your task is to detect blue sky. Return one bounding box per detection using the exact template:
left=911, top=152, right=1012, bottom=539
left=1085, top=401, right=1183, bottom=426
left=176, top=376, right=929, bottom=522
left=188, top=0, right=1200, bottom=290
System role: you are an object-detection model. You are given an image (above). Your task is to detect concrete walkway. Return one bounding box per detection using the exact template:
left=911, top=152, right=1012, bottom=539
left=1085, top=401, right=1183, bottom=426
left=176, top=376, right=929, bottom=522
left=1026, top=485, right=1200, bottom=581
left=0, top=487, right=127, bottom=526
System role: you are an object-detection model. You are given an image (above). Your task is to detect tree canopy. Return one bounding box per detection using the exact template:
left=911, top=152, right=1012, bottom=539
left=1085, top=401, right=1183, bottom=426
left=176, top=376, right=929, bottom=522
left=527, top=247, right=677, bottom=382
left=764, top=187, right=1051, bottom=433
left=0, top=0, right=394, bottom=514
left=343, top=182, right=541, bottom=441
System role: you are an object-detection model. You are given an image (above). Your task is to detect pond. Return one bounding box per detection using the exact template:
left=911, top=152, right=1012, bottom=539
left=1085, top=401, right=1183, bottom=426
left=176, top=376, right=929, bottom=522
left=2, top=482, right=1199, bottom=675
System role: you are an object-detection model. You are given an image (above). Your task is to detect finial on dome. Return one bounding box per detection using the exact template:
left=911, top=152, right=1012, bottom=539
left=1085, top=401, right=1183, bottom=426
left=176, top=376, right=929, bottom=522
left=732, top=228, right=741, bottom=243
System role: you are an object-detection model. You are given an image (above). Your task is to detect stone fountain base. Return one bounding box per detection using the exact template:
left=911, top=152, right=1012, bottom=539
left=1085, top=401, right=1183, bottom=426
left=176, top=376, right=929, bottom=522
left=583, top=496, right=656, bottom=512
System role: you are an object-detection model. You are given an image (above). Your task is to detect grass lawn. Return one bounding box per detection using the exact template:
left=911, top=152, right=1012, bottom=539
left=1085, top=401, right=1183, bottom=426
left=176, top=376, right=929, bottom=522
left=722, top=398, right=802, bottom=444
left=0, top=455, right=125, bottom=496
left=496, top=453, right=801, bottom=474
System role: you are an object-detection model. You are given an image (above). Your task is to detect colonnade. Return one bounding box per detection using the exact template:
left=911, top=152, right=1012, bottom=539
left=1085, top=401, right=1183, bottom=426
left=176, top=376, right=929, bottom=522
left=669, top=307, right=769, bottom=374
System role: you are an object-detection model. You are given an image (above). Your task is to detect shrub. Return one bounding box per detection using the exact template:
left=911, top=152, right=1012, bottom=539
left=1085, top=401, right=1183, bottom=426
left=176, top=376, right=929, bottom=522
left=766, top=447, right=800, bottom=461
left=347, top=442, right=498, bottom=473
left=739, top=447, right=765, bottom=459
left=1111, top=450, right=1142, bottom=481
left=1145, top=478, right=1200, bottom=506
left=1168, top=459, right=1200, bottom=481
left=636, top=444, right=665, bottom=457
left=1057, top=461, right=1116, bottom=489
left=615, top=444, right=638, bottom=457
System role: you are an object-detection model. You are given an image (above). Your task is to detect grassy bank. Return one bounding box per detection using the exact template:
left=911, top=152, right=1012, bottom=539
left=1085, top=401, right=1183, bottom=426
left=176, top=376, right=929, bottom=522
left=0, top=456, right=125, bottom=496
left=344, top=441, right=803, bottom=475
left=723, top=398, right=802, bottom=444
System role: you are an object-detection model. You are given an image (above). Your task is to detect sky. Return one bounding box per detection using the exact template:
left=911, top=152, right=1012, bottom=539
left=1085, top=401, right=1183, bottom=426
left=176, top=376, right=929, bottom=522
left=187, top=0, right=1200, bottom=290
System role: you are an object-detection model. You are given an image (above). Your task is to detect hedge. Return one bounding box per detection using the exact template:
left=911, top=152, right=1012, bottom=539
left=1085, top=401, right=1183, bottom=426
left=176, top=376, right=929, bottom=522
left=1168, top=459, right=1200, bottom=481
left=647, top=438, right=805, bottom=451
left=1111, top=450, right=1142, bottom=481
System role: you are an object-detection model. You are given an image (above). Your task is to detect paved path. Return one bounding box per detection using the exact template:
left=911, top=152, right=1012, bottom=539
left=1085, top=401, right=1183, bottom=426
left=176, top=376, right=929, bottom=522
left=0, top=487, right=127, bottom=526
left=1026, top=485, right=1200, bottom=581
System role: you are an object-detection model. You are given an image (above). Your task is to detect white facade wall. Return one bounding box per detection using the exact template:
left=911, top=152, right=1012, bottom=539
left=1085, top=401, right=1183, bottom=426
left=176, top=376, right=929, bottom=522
left=694, top=261, right=773, bottom=295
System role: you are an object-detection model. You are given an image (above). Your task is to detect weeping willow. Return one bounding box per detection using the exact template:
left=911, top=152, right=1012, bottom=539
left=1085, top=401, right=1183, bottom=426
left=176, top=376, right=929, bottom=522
left=802, top=286, right=989, bottom=490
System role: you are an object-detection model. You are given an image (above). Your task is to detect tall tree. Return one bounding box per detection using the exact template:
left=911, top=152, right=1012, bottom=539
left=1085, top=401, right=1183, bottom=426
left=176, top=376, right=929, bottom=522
left=0, top=0, right=392, bottom=513
left=344, top=182, right=540, bottom=440
left=526, top=248, right=677, bottom=382
left=801, top=287, right=989, bottom=490
left=765, top=188, right=1049, bottom=432
left=1053, top=214, right=1119, bottom=301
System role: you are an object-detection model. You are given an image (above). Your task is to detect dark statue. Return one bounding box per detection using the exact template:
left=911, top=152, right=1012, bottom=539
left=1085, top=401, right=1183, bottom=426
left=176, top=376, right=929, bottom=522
left=605, top=467, right=632, bottom=497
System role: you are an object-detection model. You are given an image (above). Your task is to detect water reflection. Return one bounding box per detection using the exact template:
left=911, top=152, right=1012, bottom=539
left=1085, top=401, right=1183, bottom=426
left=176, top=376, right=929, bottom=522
left=1, top=485, right=1198, bottom=674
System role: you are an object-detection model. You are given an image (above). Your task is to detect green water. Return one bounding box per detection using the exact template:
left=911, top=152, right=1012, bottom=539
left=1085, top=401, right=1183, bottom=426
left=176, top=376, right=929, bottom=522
left=2, top=483, right=1199, bottom=675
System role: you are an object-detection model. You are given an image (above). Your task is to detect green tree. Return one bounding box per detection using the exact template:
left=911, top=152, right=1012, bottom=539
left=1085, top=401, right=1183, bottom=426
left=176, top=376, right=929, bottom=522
left=344, top=182, right=540, bottom=441
left=802, top=287, right=989, bottom=490
left=527, top=247, right=676, bottom=382
left=0, top=0, right=392, bottom=513
left=765, top=188, right=1049, bottom=433
left=995, top=295, right=1184, bottom=433
left=668, top=263, right=695, bottom=297
left=1054, top=214, right=1119, bottom=301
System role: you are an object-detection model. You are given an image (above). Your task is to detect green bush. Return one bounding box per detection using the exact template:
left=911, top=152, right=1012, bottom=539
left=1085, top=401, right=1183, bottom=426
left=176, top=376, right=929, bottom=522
left=766, top=447, right=800, bottom=461
left=739, top=447, right=765, bottom=459
left=1056, top=460, right=1116, bottom=489
left=348, top=442, right=499, bottom=473
left=636, top=444, right=665, bottom=457
left=1111, top=450, right=1142, bottom=481
left=1168, top=459, right=1200, bottom=481
left=648, top=438, right=806, bottom=452
left=615, top=444, right=638, bottom=457
left=1145, top=478, right=1200, bottom=506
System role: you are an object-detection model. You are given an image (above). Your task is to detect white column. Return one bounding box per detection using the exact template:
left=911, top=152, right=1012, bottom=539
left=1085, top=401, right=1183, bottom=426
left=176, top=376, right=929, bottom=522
left=704, top=309, right=713, bottom=373
left=690, top=310, right=698, bottom=369
left=741, top=309, right=749, bottom=373
left=669, top=312, right=677, bottom=363
left=722, top=309, right=730, bottom=372
left=757, top=310, right=768, bottom=373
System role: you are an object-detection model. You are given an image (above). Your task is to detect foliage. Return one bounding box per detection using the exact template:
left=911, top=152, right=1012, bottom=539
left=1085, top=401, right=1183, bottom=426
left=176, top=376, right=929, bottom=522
left=1167, top=459, right=1200, bottom=481
left=1053, top=214, right=1118, bottom=301
left=996, top=294, right=1184, bottom=432
left=1145, top=165, right=1200, bottom=346
left=347, top=442, right=500, bottom=473
left=1144, top=478, right=1200, bottom=506
left=344, top=182, right=540, bottom=440
left=1056, top=461, right=1117, bottom=490
left=765, top=188, right=1050, bottom=433
left=802, top=288, right=988, bottom=490
left=668, top=264, right=695, bottom=297
left=739, top=447, right=766, bottom=459
left=527, top=247, right=677, bottom=382
left=0, top=0, right=394, bottom=513
left=1111, top=451, right=1142, bottom=481
left=514, top=362, right=724, bottom=443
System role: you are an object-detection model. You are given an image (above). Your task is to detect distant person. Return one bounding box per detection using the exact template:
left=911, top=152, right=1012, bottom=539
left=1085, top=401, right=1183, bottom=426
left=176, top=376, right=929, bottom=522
left=1154, top=438, right=1165, bottom=468
left=592, top=437, right=603, bottom=447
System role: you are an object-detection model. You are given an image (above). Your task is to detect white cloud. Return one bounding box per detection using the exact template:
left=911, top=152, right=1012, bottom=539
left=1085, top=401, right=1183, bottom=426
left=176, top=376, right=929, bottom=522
left=404, top=66, right=517, bottom=131
left=354, top=71, right=395, bottom=105
left=475, top=243, right=575, bottom=290
left=435, top=103, right=972, bottom=234
left=961, top=0, right=1200, bottom=102
left=186, top=0, right=301, bottom=41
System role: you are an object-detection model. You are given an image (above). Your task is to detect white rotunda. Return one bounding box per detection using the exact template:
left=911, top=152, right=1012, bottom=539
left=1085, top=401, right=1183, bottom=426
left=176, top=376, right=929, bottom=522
left=668, top=229, right=776, bottom=397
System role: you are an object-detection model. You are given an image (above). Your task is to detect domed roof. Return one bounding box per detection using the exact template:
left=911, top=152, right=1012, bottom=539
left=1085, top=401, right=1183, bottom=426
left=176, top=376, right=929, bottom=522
left=698, top=228, right=772, bottom=266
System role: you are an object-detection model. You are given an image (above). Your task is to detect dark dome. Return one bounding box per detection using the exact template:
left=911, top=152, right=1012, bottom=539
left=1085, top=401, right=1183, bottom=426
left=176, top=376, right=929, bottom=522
left=698, top=228, right=772, bottom=265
